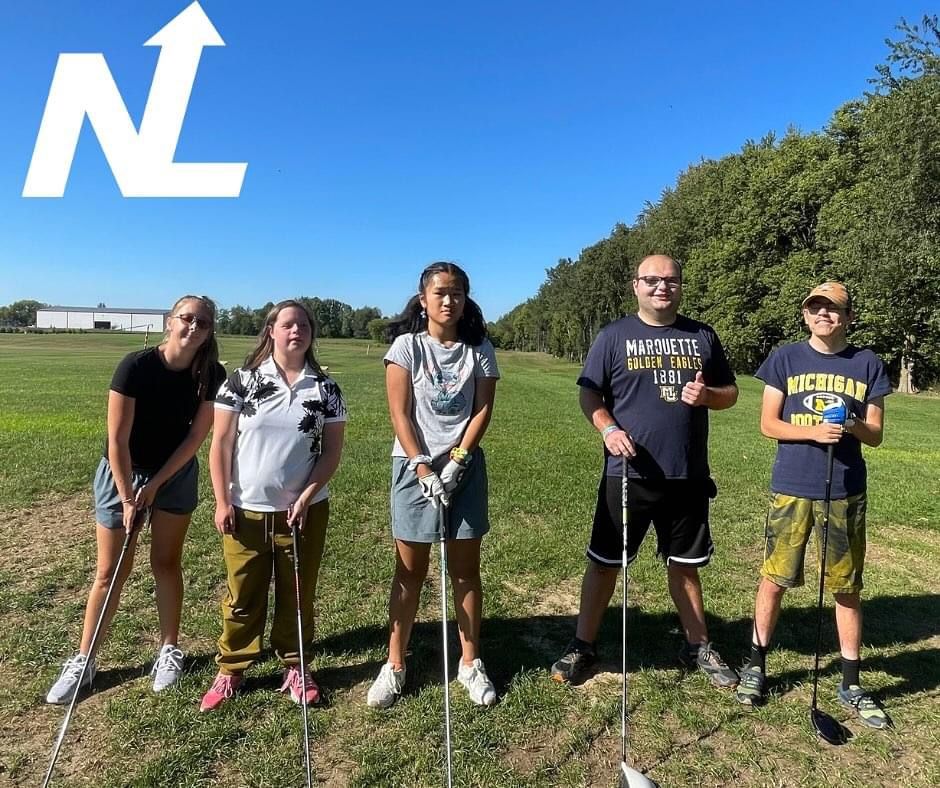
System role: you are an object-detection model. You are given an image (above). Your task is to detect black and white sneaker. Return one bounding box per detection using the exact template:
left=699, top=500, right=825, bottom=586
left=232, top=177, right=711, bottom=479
left=679, top=642, right=739, bottom=689
left=550, top=638, right=597, bottom=684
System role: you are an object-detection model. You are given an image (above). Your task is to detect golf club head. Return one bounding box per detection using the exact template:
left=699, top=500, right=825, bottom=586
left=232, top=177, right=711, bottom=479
left=811, top=708, right=850, bottom=745
left=619, top=762, right=659, bottom=788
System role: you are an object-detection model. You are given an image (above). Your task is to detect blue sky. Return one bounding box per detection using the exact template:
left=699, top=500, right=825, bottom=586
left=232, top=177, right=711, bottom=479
left=0, top=1, right=928, bottom=321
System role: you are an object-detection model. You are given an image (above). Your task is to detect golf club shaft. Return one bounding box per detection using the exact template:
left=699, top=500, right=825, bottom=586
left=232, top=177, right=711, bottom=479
left=43, top=509, right=146, bottom=788
left=439, top=504, right=454, bottom=788
left=621, top=459, right=629, bottom=765
left=811, top=445, right=835, bottom=711
left=290, top=522, right=313, bottom=788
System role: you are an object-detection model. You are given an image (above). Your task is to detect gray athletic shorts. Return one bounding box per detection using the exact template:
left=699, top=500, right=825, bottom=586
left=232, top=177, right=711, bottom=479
left=93, top=456, right=199, bottom=529
left=390, top=449, right=490, bottom=542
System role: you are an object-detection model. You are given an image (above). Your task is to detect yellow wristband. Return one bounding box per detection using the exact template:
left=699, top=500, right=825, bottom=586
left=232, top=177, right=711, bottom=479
left=450, top=447, right=470, bottom=465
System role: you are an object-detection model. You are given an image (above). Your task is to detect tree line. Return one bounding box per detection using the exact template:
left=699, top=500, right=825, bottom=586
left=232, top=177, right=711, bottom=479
left=489, top=17, right=940, bottom=390
left=0, top=297, right=391, bottom=341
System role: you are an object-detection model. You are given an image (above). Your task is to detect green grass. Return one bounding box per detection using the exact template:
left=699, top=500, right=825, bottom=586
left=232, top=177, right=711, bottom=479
left=0, top=333, right=938, bottom=787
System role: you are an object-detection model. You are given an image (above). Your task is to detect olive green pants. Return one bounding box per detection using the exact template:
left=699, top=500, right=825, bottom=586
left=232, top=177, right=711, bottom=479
left=216, top=501, right=329, bottom=675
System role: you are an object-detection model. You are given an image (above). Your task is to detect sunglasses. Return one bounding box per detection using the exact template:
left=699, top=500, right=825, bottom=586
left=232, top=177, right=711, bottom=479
left=636, top=275, right=681, bottom=289
left=174, top=313, right=212, bottom=330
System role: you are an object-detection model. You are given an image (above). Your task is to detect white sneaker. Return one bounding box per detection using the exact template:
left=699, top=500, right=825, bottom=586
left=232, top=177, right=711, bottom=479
left=151, top=645, right=185, bottom=692
left=367, top=663, right=406, bottom=709
left=457, top=658, right=497, bottom=706
left=46, top=653, right=96, bottom=704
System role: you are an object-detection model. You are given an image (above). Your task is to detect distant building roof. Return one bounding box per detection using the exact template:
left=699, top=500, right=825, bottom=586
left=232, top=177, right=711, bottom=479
left=40, top=306, right=170, bottom=315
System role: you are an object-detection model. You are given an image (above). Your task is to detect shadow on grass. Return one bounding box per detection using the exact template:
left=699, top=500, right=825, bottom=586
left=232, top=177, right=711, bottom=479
left=307, top=592, right=939, bottom=705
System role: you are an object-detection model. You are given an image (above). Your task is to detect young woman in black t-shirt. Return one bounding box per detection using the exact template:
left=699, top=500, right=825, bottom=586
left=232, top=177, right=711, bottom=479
left=46, top=295, right=225, bottom=704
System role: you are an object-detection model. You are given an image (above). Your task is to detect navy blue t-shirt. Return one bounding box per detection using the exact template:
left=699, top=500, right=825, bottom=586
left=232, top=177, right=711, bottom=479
left=756, top=342, right=891, bottom=499
left=578, top=314, right=736, bottom=480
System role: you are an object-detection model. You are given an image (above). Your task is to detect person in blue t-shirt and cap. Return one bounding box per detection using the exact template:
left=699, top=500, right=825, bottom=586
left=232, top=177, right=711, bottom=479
left=735, top=281, right=892, bottom=729
left=551, top=254, right=740, bottom=689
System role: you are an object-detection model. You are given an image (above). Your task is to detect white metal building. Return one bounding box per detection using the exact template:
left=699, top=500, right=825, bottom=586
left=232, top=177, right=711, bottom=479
left=36, top=306, right=169, bottom=332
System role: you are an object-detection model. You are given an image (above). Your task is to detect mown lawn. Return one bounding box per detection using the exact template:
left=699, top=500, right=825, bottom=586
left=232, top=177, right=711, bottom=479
left=0, top=333, right=937, bottom=787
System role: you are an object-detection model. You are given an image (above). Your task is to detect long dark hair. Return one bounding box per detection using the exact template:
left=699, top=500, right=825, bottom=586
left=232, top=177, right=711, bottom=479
left=386, top=262, right=487, bottom=345
left=243, top=300, right=326, bottom=377
left=166, top=294, right=220, bottom=400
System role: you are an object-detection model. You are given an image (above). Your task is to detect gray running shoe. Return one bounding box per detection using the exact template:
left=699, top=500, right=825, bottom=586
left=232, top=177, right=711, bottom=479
left=46, top=654, right=96, bottom=704
left=151, top=645, right=185, bottom=692
left=679, top=642, right=739, bottom=688
left=837, top=684, right=891, bottom=729
left=550, top=638, right=596, bottom=684
left=735, top=664, right=767, bottom=706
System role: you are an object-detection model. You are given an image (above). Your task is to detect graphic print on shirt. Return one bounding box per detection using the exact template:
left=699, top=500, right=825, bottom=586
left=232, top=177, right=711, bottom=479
left=623, top=336, right=704, bottom=403
left=429, top=369, right=467, bottom=416
left=298, top=380, right=345, bottom=454
left=215, top=371, right=277, bottom=417
left=784, top=373, right=868, bottom=425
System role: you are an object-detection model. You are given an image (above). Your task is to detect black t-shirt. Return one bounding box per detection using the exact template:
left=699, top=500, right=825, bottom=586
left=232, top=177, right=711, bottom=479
left=578, top=314, right=736, bottom=480
left=102, top=348, right=225, bottom=472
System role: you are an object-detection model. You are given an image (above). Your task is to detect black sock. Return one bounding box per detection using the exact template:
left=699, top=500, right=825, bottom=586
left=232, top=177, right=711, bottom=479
left=842, top=657, right=861, bottom=689
left=685, top=640, right=702, bottom=656
left=747, top=643, right=768, bottom=672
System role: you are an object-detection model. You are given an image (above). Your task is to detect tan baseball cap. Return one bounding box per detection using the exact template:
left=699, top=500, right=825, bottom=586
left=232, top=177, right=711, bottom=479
left=801, top=281, right=851, bottom=310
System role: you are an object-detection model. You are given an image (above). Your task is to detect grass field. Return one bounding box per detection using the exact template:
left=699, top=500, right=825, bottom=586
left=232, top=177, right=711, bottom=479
left=0, top=333, right=937, bottom=788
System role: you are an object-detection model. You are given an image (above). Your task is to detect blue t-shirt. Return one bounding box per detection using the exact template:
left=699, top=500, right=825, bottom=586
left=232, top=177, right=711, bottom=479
left=755, top=342, right=891, bottom=499
left=578, top=314, right=736, bottom=480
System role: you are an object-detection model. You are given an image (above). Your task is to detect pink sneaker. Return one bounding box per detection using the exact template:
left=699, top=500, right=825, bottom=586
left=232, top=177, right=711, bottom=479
left=280, top=664, right=321, bottom=705
left=199, top=672, right=242, bottom=712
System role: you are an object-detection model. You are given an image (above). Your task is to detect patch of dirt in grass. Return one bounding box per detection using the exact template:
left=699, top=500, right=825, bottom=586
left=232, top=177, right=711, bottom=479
left=0, top=687, right=126, bottom=787
left=501, top=576, right=581, bottom=616
left=0, top=492, right=94, bottom=581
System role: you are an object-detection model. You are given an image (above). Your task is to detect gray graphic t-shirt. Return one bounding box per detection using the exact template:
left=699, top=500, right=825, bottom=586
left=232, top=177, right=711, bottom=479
left=385, top=332, right=499, bottom=463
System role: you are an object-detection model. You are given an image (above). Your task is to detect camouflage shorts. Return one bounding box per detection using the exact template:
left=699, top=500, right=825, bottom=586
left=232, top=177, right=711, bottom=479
left=761, top=492, right=866, bottom=594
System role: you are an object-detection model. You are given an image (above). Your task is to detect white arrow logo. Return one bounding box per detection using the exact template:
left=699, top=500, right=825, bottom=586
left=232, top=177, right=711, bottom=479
left=23, top=2, right=247, bottom=198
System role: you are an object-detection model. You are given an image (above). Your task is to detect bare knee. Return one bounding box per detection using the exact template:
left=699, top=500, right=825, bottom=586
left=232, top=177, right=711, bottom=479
left=394, top=559, right=428, bottom=591
left=150, top=551, right=182, bottom=578
left=586, top=561, right=619, bottom=581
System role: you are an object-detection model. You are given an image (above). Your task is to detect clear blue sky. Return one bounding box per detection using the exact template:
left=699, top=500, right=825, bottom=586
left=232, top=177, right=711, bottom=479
left=0, top=1, right=928, bottom=321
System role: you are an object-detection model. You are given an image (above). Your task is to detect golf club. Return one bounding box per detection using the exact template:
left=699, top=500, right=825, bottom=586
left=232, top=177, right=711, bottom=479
left=809, top=442, right=850, bottom=746
left=618, top=460, right=659, bottom=788
left=438, top=501, right=454, bottom=788
left=289, top=520, right=314, bottom=788
left=43, top=506, right=150, bottom=788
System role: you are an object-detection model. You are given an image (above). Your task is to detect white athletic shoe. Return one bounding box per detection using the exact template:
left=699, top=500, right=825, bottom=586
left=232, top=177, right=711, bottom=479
left=151, top=644, right=185, bottom=692
left=367, top=663, right=406, bottom=709
left=457, top=658, right=497, bottom=706
left=46, top=653, right=96, bottom=704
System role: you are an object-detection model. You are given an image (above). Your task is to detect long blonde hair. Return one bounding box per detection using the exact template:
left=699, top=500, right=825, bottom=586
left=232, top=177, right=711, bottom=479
left=243, top=300, right=326, bottom=377
left=165, top=294, right=220, bottom=399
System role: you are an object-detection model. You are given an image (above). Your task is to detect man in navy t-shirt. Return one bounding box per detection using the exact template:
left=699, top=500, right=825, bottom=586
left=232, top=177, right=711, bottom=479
left=551, top=254, right=740, bottom=689
left=735, top=281, right=892, bottom=730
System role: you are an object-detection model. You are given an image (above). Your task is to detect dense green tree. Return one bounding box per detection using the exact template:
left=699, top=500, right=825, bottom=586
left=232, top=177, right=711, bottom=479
left=0, top=300, right=47, bottom=327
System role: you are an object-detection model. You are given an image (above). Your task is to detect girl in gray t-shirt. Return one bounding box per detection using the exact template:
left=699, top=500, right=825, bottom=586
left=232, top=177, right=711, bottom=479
left=367, top=262, right=500, bottom=711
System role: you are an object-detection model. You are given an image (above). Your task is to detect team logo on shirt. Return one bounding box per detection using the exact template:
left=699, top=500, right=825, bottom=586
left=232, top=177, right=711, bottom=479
left=802, top=391, right=845, bottom=414
left=659, top=385, right=679, bottom=403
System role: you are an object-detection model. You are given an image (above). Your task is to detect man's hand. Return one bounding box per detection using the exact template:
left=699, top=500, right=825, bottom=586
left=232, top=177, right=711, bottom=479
left=810, top=422, right=843, bottom=445
left=681, top=371, right=709, bottom=407
left=215, top=502, right=236, bottom=535
left=603, top=428, right=636, bottom=458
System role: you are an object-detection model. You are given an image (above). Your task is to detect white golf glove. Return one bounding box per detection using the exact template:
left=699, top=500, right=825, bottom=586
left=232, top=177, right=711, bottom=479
left=418, top=472, right=449, bottom=508
left=439, top=459, right=466, bottom=493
